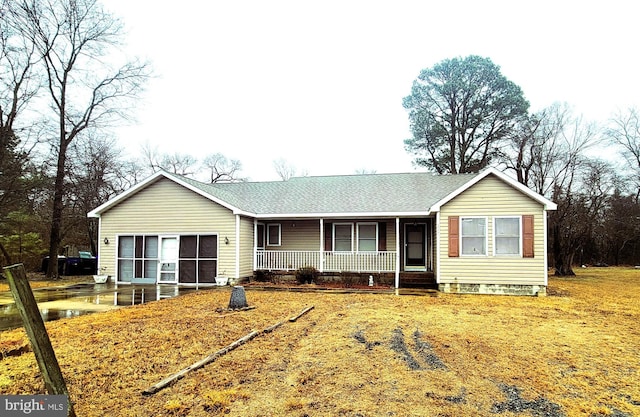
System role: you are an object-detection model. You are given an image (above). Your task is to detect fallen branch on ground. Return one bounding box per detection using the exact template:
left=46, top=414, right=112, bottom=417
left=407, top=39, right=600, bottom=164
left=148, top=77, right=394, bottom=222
left=142, top=330, right=259, bottom=395
left=263, top=321, right=284, bottom=333
left=141, top=305, right=314, bottom=395
left=289, top=305, right=314, bottom=322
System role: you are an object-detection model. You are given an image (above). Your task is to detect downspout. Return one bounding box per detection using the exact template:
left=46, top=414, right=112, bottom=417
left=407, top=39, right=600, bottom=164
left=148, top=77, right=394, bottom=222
left=319, top=218, right=324, bottom=273
left=235, top=215, right=240, bottom=281
left=395, top=217, right=400, bottom=289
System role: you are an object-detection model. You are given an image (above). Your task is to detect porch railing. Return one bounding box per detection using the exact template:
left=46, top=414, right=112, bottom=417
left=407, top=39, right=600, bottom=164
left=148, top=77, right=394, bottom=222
left=255, top=250, right=396, bottom=272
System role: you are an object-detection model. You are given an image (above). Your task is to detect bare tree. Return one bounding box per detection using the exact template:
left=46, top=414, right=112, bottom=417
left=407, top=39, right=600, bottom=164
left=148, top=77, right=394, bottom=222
left=160, top=153, right=198, bottom=176
left=140, top=142, right=197, bottom=176
left=354, top=168, right=377, bottom=175
left=606, top=107, right=640, bottom=201
left=273, top=158, right=297, bottom=181
left=139, top=141, right=162, bottom=173
left=504, top=104, right=603, bottom=275
left=202, top=153, right=243, bottom=183
left=112, top=157, right=146, bottom=191
left=504, top=103, right=598, bottom=196
left=599, top=191, right=640, bottom=265
left=7, top=0, right=150, bottom=277
left=139, top=144, right=243, bottom=182
left=67, top=134, right=125, bottom=254
left=551, top=160, right=617, bottom=274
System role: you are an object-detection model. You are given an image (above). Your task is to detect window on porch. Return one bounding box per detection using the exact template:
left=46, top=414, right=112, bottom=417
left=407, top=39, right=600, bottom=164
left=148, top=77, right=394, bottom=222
left=357, top=223, right=377, bottom=251
left=267, top=224, right=281, bottom=246
left=334, top=224, right=353, bottom=251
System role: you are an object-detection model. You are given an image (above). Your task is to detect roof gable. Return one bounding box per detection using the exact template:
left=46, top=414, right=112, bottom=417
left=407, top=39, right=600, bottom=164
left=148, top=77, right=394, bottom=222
left=429, top=167, right=557, bottom=212
left=87, top=171, right=250, bottom=218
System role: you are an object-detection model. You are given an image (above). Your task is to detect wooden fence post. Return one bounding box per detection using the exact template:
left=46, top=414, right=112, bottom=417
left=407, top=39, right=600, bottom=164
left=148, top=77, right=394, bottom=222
left=4, top=264, right=76, bottom=417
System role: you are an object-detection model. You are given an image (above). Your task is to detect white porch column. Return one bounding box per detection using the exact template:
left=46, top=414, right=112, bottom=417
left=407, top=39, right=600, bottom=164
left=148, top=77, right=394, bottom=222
left=395, top=217, right=400, bottom=289
left=253, top=218, right=258, bottom=271
left=235, top=215, right=240, bottom=279
left=435, top=212, right=441, bottom=285
left=319, top=218, right=324, bottom=273
left=543, top=210, right=549, bottom=286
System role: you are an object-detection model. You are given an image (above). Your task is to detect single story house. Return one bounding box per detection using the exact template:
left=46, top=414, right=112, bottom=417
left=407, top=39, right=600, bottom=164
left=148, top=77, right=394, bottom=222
left=87, top=167, right=556, bottom=295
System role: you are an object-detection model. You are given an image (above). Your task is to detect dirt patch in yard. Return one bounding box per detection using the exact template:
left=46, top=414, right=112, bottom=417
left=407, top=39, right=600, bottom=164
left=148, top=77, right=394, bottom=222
left=491, top=384, right=564, bottom=416
left=0, top=267, right=639, bottom=416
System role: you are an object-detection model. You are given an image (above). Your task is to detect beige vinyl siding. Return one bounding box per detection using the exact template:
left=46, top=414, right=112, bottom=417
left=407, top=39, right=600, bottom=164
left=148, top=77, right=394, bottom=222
left=97, top=178, right=238, bottom=279
left=238, top=216, right=255, bottom=278
left=267, top=220, right=321, bottom=251
left=385, top=221, right=397, bottom=251
left=268, top=219, right=397, bottom=251
left=438, top=175, right=547, bottom=285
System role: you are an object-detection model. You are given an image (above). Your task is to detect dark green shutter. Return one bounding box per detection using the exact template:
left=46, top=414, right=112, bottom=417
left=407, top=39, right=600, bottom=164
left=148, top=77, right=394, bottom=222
left=378, top=222, right=386, bottom=251
left=324, top=223, right=332, bottom=251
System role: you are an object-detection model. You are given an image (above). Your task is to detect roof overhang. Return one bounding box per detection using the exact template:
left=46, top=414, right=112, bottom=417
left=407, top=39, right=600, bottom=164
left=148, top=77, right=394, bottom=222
left=428, top=167, right=557, bottom=212
left=252, top=211, right=431, bottom=219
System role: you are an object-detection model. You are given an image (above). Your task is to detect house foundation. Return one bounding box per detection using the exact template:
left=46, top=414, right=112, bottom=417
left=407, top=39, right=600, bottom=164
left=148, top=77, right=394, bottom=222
left=438, top=283, right=547, bottom=296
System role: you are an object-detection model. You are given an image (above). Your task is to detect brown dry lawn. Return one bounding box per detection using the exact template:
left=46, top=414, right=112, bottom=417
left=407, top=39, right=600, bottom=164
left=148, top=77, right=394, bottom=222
left=0, top=267, right=638, bottom=416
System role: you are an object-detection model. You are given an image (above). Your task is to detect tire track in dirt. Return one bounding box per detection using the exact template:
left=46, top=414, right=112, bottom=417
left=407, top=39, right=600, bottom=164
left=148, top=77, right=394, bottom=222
left=353, top=326, right=569, bottom=416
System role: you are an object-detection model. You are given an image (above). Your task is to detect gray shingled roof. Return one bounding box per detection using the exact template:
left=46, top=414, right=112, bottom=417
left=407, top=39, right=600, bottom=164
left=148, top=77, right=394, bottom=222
left=171, top=172, right=476, bottom=216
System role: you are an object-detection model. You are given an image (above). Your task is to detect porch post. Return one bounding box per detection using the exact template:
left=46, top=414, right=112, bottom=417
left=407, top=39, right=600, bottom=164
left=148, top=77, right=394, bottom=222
left=253, top=218, right=258, bottom=271
left=235, top=215, right=241, bottom=279
left=435, top=212, right=441, bottom=285
left=319, top=218, right=324, bottom=273
left=395, top=217, right=400, bottom=289
left=543, top=210, right=549, bottom=286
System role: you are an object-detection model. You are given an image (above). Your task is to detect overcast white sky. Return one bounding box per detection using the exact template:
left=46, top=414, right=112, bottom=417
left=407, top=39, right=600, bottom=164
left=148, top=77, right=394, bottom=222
left=107, top=0, right=640, bottom=182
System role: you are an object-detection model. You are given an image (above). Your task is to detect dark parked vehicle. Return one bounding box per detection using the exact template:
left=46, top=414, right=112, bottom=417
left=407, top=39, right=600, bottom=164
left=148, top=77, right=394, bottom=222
left=41, top=250, right=97, bottom=276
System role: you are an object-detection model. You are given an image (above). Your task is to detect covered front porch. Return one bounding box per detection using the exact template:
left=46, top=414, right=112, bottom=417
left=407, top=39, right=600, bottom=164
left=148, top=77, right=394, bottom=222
left=256, top=250, right=397, bottom=273
left=252, top=217, right=435, bottom=288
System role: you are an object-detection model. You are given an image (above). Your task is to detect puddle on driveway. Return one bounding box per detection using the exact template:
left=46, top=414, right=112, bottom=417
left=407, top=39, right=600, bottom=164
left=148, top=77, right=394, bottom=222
left=0, top=283, right=216, bottom=331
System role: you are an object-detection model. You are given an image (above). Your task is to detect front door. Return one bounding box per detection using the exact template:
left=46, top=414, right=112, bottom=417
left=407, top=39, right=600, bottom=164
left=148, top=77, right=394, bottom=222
left=158, top=236, right=178, bottom=283
left=405, top=224, right=426, bottom=270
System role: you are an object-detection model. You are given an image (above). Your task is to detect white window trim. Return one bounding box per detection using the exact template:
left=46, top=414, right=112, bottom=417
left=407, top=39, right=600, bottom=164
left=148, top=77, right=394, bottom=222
left=460, top=216, right=488, bottom=256
left=266, top=223, right=281, bottom=246
left=493, top=216, right=522, bottom=256
left=356, top=222, right=378, bottom=252
left=333, top=223, right=354, bottom=252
